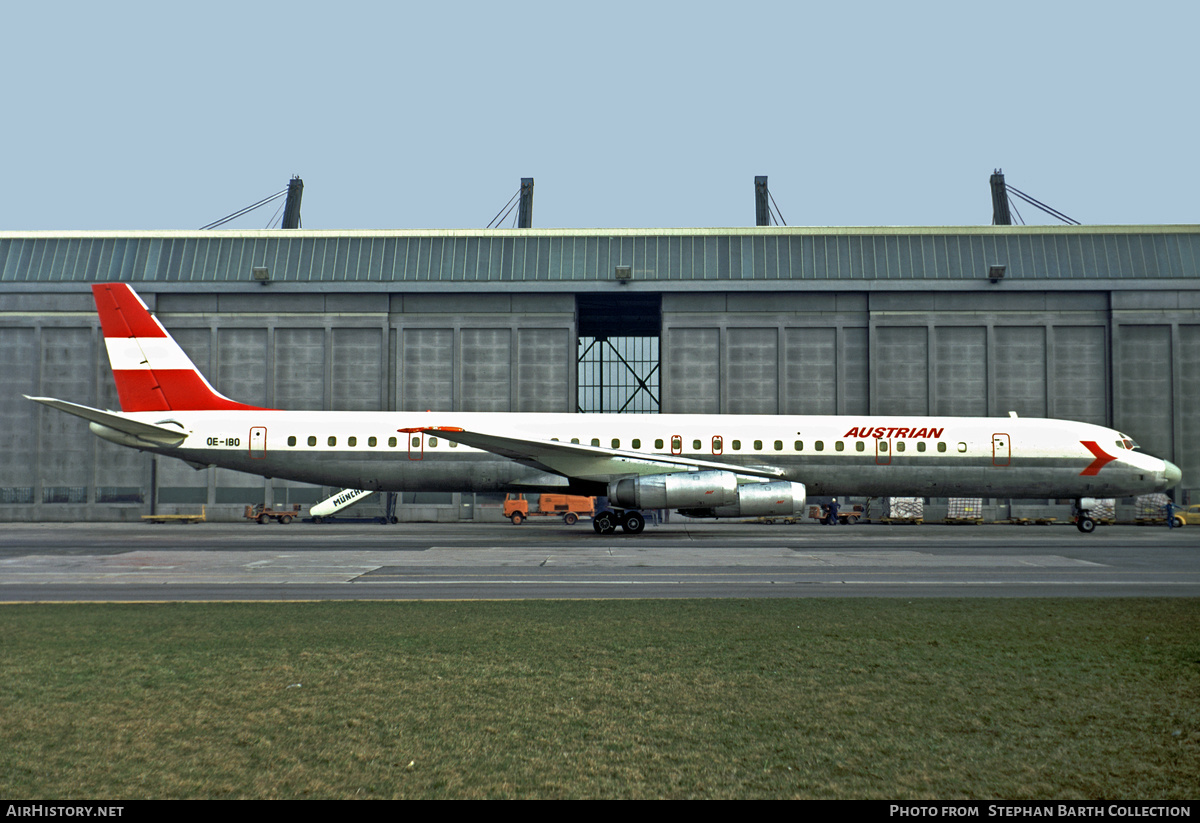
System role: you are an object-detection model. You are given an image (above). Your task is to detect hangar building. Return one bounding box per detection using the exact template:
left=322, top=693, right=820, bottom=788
left=1, top=224, right=1197, bottom=521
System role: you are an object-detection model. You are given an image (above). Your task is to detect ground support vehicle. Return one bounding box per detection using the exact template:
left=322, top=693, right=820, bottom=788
left=808, top=504, right=865, bottom=525
left=143, top=506, right=206, bottom=524
left=244, top=503, right=302, bottom=524
left=504, top=493, right=595, bottom=525
left=1170, top=504, right=1200, bottom=528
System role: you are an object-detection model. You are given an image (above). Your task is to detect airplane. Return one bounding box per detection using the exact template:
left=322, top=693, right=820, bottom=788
left=27, top=283, right=1182, bottom=535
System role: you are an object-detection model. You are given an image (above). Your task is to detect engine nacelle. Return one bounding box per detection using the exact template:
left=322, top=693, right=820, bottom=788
left=677, top=481, right=807, bottom=519
left=608, top=470, right=739, bottom=510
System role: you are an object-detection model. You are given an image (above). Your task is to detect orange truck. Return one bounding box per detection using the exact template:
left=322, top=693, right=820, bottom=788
left=503, top=493, right=595, bottom=525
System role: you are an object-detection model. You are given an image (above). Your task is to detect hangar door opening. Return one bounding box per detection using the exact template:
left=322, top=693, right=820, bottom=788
left=577, top=294, right=661, bottom=413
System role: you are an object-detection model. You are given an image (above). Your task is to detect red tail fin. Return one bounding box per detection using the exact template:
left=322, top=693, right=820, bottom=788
left=92, top=283, right=266, bottom=412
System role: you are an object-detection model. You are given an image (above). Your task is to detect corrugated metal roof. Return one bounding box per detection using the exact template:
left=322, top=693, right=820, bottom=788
left=2, top=226, right=1197, bottom=284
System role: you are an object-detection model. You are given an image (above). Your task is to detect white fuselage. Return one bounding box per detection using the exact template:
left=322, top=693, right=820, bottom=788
left=95, top=410, right=1178, bottom=500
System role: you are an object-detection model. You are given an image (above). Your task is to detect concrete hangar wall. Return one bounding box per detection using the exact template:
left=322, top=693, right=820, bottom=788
left=1, top=225, right=1198, bottom=522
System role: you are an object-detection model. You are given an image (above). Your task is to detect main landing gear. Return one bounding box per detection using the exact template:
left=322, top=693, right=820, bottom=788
left=592, top=509, right=646, bottom=535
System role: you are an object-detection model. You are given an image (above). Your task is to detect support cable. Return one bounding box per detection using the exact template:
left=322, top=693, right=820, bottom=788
left=486, top=189, right=521, bottom=229
left=768, top=191, right=788, bottom=226
left=1005, top=185, right=1080, bottom=225
left=264, top=199, right=287, bottom=229
left=199, top=189, right=287, bottom=230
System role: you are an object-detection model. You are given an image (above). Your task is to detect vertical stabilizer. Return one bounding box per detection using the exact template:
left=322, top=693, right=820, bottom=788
left=92, top=283, right=266, bottom=412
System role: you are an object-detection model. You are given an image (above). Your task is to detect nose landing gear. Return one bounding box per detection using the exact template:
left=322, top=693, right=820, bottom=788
left=1073, top=498, right=1097, bottom=533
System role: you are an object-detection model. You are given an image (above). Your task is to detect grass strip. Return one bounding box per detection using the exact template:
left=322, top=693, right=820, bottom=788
left=2, top=598, right=1197, bottom=799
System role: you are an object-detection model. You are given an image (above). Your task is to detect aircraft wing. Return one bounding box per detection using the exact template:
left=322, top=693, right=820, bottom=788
left=26, top=396, right=189, bottom=447
left=400, top=426, right=785, bottom=483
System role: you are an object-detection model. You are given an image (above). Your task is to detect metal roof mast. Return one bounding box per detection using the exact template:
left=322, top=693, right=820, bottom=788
left=281, top=176, right=303, bottom=229
left=754, top=176, right=787, bottom=226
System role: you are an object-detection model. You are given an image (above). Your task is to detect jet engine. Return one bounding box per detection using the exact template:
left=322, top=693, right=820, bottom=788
left=607, top=471, right=806, bottom=519
left=608, top=470, right=739, bottom=510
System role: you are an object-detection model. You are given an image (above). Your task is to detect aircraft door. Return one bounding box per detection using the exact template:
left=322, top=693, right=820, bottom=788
left=992, top=433, right=1011, bottom=467
left=249, top=426, right=266, bottom=459
left=712, top=435, right=723, bottom=455
left=875, top=437, right=892, bottom=465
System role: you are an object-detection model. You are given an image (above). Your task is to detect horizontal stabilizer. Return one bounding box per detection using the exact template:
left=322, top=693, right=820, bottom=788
left=25, top=396, right=188, bottom=447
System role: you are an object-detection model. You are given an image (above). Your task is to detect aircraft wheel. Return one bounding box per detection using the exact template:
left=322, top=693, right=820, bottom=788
left=1076, top=516, right=1096, bottom=534
left=510, top=512, right=524, bottom=525
left=279, top=515, right=292, bottom=525
left=593, top=510, right=617, bottom=534
left=621, top=511, right=646, bottom=534
left=312, top=516, right=324, bottom=524
left=563, top=512, right=578, bottom=526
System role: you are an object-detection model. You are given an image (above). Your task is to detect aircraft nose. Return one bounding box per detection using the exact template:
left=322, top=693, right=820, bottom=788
left=1163, top=460, right=1182, bottom=487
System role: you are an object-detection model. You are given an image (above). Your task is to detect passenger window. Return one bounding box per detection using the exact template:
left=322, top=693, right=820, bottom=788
left=348, top=436, right=357, bottom=447
left=307, top=436, right=317, bottom=447
left=896, top=441, right=905, bottom=452
left=916, top=441, right=925, bottom=453
left=388, top=437, right=397, bottom=447
left=655, top=439, right=664, bottom=449
left=412, top=437, right=421, bottom=448
left=878, top=441, right=887, bottom=452
left=815, top=441, right=824, bottom=451
left=835, top=441, right=844, bottom=452
left=612, top=439, right=620, bottom=449
left=328, top=436, right=337, bottom=447
left=693, top=439, right=702, bottom=451
left=795, top=441, right=803, bottom=451
left=733, top=440, right=742, bottom=451
left=937, top=442, right=946, bottom=453
left=958, top=442, right=967, bottom=453
left=571, top=438, right=580, bottom=444
left=632, top=439, right=641, bottom=449
left=591, top=438, right=600, bottom=447
left=754, top=440, right=763, bottom=451
left=855, top=441, right=864, bottom=452
left=287, top=436, right=297, bottom=447
left=429, top=437, right=438, bottom=447
left=449, top=441, right=458, bottom=448
left=368, top=436, right=377, bottom=447
left=774, top=440, right=783, bottom=451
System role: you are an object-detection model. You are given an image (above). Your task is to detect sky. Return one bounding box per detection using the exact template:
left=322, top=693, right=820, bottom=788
left=2, top=0, right=1197, bottom=231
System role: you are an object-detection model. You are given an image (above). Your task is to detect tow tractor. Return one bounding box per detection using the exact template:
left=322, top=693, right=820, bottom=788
left=244, top=503, right=302, bottom=524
